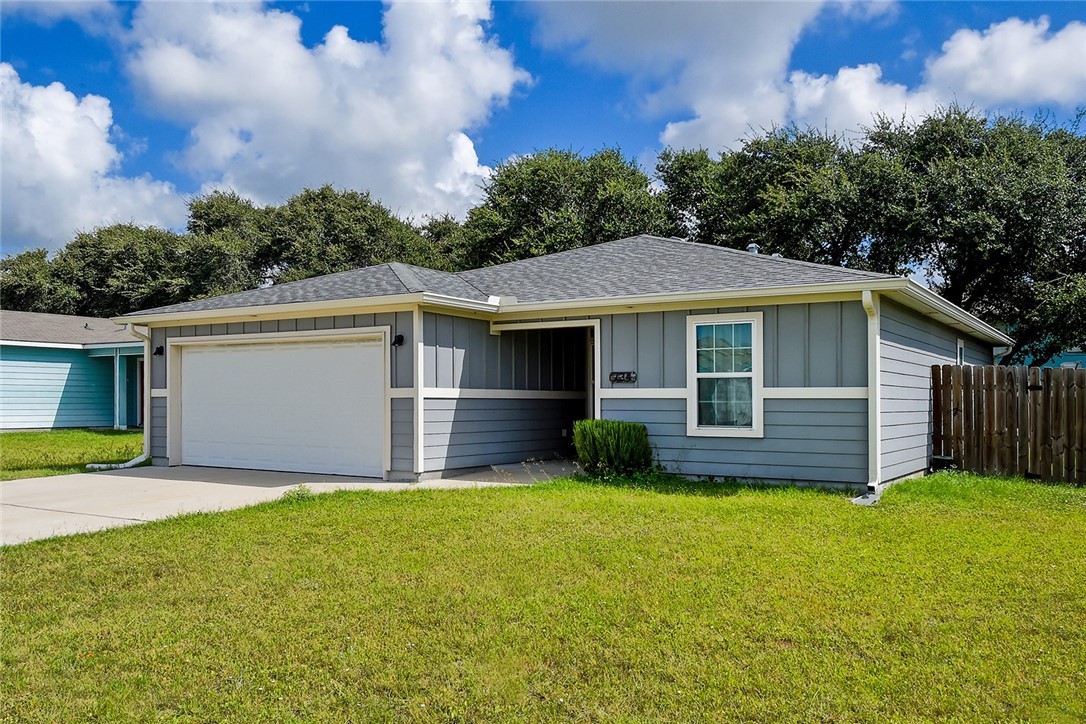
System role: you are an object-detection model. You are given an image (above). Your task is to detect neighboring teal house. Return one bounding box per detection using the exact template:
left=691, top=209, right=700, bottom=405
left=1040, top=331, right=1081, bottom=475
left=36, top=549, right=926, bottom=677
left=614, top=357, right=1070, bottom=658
left=0, top=311, right=143, bottom=430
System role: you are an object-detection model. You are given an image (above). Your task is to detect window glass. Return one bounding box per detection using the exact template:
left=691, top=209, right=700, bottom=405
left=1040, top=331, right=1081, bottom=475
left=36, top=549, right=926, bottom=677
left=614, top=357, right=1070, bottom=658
left=693, top=320, right=755, bottom=429
left=697, top=378, right=753, bottom=426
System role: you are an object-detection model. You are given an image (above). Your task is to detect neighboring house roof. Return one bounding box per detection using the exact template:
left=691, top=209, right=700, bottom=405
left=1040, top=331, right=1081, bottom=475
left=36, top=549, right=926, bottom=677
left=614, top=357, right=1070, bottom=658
left=116, top=234, right=1012, bottom=346
left=0, top=310, right=136, bottom=346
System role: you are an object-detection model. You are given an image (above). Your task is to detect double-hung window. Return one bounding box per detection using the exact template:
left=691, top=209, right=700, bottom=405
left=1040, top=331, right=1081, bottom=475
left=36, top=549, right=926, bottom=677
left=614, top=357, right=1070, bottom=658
left=687, top=312, right=763, bottom=437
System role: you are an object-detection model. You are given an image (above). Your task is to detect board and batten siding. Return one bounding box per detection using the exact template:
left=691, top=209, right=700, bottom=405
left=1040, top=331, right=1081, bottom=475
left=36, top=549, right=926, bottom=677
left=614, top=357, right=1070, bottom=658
left=423, top=397, right=580, bottom=470
left=879, top=299, right=992, bottom=481
left=0, top=346, right=115, bottom=429
left=422, top=312, right=586, bottom=391
left=603, top=397, right=868, bottom=485
left=599, top=301, right=868, bottom=389
left=148, top=311, right=414, bottom=466
left=419, top=313, right=587, bottom=472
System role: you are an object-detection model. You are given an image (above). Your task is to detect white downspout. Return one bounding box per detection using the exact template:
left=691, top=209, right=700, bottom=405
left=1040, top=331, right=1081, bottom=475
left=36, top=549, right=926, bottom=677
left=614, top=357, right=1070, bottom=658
left=862, top=291, right=882, bottom=490
left=88, top=324, right=151, bottom=471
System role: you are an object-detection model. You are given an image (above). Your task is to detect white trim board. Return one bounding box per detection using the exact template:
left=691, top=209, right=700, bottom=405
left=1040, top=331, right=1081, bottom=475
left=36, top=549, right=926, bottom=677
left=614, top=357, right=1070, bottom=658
left=599, top=386, right=868, bottom=400
left=763, top=386, right=868, bottom=399
left=423, top=388, right=585, bottom=400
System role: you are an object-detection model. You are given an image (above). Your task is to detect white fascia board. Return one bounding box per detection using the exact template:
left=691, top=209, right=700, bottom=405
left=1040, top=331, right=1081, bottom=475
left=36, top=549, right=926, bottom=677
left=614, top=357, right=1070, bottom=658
left=83, top=341, right=145, bottom=349
left=1, top=339, right=141, bottom=350
left=114, top=292, right=498, bottom=326
left=497, top=278, right=909, bottom=316
left=1, top=340, right=84, bottom=349
left=114, top=293, right=428, bottom=326
left=419, top=293, right=500, bottom=314
left=892, top=283, right=1014, bottom=346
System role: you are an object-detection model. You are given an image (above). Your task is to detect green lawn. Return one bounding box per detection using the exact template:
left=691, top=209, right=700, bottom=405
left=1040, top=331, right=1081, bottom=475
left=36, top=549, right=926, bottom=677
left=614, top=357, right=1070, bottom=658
left=0, top=428, right=144, bottom=481
left=2, top=472, right=1084, bottom=721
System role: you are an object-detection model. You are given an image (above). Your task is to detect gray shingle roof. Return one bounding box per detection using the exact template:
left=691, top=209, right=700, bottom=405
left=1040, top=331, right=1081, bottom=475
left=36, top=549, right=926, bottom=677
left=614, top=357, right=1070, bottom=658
left=123, top=235, right=896, bottom=317
left=0, top=310, right=135, bottom=345
left=459, top=235, right=892, bottom=303
left=126, top=262, right=489, bottom=317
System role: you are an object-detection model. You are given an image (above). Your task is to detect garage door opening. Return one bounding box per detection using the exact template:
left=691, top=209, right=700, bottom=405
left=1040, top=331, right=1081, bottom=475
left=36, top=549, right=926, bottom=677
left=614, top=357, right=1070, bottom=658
left=173, top=335, right=386, bottom=477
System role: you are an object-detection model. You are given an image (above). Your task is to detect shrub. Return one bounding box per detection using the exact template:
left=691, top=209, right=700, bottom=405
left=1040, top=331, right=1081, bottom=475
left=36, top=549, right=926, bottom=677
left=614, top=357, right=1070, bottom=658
left=279, top=485, right=316, bottom=503
left=573, top=419, right=653, bottom=475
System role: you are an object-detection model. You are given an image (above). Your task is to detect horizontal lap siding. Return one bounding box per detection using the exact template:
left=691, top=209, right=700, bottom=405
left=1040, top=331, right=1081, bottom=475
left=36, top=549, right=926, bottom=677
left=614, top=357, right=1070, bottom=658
left=602, top=398, right=868, bottom=484
left=0, top=346, right=114, bottom=429
left=150, top=397, right=167, bottom=458
left=423, top=398, right=580, bottom=470
left=390, top=398, right=413, bottom=472
left=879, top=299, right=992, bottom=481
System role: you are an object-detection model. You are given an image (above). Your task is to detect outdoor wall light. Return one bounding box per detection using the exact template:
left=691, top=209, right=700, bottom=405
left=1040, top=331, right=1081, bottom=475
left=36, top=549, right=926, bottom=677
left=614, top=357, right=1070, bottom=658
left=152, top=346, right=165, bottom=356
left=390, top=334, right=405, bottom=347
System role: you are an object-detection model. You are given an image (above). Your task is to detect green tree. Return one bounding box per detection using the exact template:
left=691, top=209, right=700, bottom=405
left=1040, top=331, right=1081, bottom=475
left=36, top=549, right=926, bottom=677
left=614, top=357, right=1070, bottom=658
left=0, top=248, right=79, bottom=314
left=658, top=127, right=894, bottom=270
left=457, top=148, right=672, bottom=268
left=266, top=185, right=444, bottom=283
left=49, top=224, right=190, bottom=317
left=861, top=107, right=1086, bottom=363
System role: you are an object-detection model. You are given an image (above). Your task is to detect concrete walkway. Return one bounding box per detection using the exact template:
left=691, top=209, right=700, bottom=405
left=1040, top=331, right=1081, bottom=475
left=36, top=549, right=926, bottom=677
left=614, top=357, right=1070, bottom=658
left=1, top=461, right=580, bottom=546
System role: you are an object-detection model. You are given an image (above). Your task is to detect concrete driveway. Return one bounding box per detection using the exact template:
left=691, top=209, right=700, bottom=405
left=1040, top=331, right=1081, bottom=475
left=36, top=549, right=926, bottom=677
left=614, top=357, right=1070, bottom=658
left=0, top=462, right=576, bottom=546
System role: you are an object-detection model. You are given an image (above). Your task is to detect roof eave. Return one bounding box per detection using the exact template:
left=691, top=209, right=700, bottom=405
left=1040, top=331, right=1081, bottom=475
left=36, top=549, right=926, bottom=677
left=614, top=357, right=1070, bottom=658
left=113, top=292, right=499, bottom=326
left=497, top=278, right=909, bottom=314
left=891, top=282, right=1014, bottom=346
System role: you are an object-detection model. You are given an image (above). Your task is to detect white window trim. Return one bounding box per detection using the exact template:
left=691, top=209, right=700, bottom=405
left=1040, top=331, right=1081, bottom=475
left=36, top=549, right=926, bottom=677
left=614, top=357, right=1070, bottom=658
left=686, top=311, right=764, bottom=438
left=956, top=337, right=967, bottom=365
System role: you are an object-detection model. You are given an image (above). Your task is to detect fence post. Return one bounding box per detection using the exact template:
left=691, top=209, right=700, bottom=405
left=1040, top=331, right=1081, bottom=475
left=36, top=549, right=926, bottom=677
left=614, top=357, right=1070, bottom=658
left=932, top=365, right=944, bottom=459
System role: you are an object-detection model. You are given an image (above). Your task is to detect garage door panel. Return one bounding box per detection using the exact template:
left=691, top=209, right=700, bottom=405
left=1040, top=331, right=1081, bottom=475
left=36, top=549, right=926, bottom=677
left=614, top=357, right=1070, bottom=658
left=180, top=339, right=384, bottom=476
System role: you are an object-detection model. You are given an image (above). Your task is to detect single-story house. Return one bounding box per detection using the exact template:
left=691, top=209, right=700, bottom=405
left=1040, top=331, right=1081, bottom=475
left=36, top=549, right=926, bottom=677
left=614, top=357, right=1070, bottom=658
left=0, top=311, right=143, bottom=430
left=116, top=235, right=1011, bottom=490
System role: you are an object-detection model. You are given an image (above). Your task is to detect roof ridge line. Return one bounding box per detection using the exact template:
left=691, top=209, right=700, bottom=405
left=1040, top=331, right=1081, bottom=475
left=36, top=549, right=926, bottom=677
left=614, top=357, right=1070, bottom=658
left=386, top=262, right=422, bottom=293
left=452, top=269, right=492, bottom=299
left=654, top=235, right=893, bottom=279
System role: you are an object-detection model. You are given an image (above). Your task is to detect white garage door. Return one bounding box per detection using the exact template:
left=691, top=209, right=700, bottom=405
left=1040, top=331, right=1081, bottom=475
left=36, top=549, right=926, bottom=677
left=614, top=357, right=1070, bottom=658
left=180, top=338, right=384, bottom=476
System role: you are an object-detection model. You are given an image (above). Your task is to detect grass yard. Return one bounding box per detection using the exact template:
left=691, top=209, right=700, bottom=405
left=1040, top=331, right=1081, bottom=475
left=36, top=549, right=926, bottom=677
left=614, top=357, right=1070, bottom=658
left=2, top=472, right=1084, bottom=721
left=0, top=428, right=144, bottom=481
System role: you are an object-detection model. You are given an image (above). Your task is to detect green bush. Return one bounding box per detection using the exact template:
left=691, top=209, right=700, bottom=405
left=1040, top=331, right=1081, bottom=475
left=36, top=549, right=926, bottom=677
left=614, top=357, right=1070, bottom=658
left=573, top=419, right=653, bottom=475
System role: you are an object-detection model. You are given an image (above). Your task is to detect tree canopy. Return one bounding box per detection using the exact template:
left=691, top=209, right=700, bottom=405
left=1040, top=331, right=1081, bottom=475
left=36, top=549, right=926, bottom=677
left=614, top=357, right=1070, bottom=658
left=453, top=148, right=673, bottom=269
left=2, top=116, right=1083, bottom=363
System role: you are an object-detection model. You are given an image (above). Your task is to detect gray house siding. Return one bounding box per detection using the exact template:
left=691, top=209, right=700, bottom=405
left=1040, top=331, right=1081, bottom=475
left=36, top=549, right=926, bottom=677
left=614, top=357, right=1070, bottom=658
left=150, top=397, right=167, bottom=460
left=423, top=397, right=581, bottom=470
left=879, top=299, right=992, bottom=481
left=422, top=312, right=586, bottom=391
left=599, top=301, right=868, bottom=389
left=603, top=397, right=868, bottom=485
left=419, top=313, right=587, bottom=472
left=148, top=311, right=415, bottom=469
left=390, top=398, right=413, bottom=473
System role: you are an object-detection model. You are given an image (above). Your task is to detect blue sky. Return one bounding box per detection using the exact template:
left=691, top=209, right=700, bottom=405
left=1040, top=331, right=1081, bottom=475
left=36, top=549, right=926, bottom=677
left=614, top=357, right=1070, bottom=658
left=2, top=1, right=1084, bottom=254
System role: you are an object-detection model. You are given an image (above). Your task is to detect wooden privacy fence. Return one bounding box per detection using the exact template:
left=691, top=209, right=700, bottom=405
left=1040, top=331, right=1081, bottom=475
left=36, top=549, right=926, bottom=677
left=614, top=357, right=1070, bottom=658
left=931, top=365, right=1086, bottom=485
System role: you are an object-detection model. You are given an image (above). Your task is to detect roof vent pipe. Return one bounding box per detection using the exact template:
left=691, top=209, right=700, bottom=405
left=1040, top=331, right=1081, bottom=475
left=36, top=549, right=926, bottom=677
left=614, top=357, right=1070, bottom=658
left=746, top=243, right=760, bottom=254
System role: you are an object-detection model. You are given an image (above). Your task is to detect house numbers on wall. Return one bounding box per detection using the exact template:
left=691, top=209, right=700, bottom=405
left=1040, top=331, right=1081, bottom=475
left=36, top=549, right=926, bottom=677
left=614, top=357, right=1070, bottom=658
left=609, top=371, right=638, bottom=384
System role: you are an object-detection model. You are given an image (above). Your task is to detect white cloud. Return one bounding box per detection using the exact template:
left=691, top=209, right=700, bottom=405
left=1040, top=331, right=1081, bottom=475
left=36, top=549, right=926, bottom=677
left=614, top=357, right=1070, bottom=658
left=788, top=64, right=943, bottom=135
left=785, top=16, right=1086, bottom=138
left=0, top=0, right=121, bottom=35
left=0, top=63, right=185, bottom=251
left=529, top=1, right=825, bottom=149
left=532, top=6, right=1086, bottom=151
left=925, top=17, right=1086, bottom=107
left=124, top=0, right=529, bottom=219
